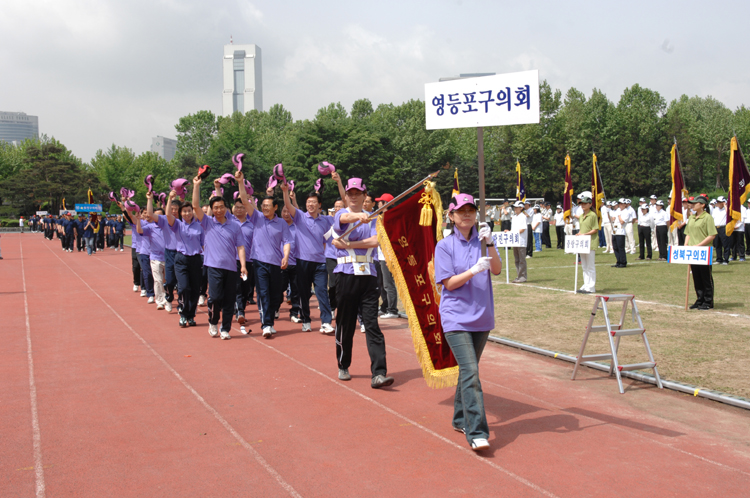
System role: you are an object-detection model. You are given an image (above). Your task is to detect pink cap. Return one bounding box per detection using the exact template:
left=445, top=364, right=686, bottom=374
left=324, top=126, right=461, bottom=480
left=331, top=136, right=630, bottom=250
left=317, top=161, right=335, bottom=175
left=345, top=178, right=366, bottom=192
left=449, top=193, right=478, bottom=212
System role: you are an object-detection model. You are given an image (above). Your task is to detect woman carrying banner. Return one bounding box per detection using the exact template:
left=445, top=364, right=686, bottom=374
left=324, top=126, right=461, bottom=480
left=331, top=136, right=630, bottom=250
left=435, top=193, right=502, bottom=451
left=685, top=195, right=717, bottom=310
left=577, top=195, right=599, bottom=294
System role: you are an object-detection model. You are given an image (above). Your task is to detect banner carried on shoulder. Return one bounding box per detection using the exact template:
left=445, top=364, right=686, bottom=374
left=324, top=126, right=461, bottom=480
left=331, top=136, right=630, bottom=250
left=75, top=203, right=102, bottom=213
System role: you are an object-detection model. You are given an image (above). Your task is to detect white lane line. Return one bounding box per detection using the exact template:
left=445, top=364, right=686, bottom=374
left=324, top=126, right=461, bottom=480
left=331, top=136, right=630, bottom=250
left=239, top=329, right=558, bottom=498
left=383, top=342, right=750, bottom=477
left=43, top=245, right=302, bottom=498
left=20, top=237, right=46, bottom=498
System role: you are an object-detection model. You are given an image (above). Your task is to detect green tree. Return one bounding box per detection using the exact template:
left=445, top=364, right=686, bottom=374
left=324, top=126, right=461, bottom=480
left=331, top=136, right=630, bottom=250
left=174, top=110, right=218, bottom=164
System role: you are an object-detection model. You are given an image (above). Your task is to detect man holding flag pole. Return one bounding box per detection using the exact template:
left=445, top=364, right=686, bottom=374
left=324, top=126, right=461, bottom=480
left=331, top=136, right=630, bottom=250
left=726, top=136, right=750, bottom=254
left=562, top=154, right=573, bottom=250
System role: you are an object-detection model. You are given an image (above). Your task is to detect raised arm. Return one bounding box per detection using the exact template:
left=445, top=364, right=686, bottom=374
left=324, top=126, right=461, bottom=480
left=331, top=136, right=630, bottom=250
left=192, top=176, right=204, bottom=222
left=280, top=181, right=296, bottom=218
left=165, top=190, right=177, bottom=226
left=331, top=171, right=346, bottom=205
left=234, top=170, right=255, bottom=216
left=146, top=191, right=158, bottom=222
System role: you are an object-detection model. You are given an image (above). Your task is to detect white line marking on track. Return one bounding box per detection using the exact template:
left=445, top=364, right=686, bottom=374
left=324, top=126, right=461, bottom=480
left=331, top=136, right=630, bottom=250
left=240, top=329, right=559, bottom=498
left=19, top=237, right=46, bottom=498
left=43, top=245, right=302, bottom=498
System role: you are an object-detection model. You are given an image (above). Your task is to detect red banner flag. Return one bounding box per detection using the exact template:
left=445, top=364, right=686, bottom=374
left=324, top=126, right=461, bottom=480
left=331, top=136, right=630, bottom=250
left=669, top=143, right=689, bottom=231
left=563, top=154, right=573, bottom=222
left=377, top=183, right=458, bottom=388
left=727, top=136, right=750, bottom=235
left=591, top=153, right=605, bottom=228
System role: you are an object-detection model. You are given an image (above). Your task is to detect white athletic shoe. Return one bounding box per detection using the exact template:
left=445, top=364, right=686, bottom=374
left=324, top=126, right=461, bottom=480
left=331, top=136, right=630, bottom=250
left=380, top=312, right=398, bottom=319
left=240, top=325, right=248, bottom=335
left=220, top=330, right=231, bottom=340
left=274, top=310, right=279, bottom=319
left=471, top=438, right=490, bottom=451
left=208, top=323, right=219, bottom=337
left=301, top=322, right=312, bottom=332
left=198, top=295, right=206, bottom=306
left=140, top=290, right=147, bottom=297
left=165, top=302, right=172, bottom=312
left=270, top=326, right=277, bottom=335
left=262, top=326, right=272, bottom=338
left=156, top=304, right=164, bottom=310
left=291, top=315, right=302, bottom=323
left=133, top=285, right=139, bottom=292
left=320, top=323, right=334, bottom=334
left=360, top=324, right=366, bottom=333
left=147, top=297, right=155, bottom=304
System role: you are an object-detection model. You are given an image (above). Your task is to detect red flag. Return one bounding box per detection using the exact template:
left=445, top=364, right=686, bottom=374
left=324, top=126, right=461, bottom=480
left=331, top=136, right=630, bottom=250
left=669, top=143, right=689, bottom=230
left=377, top=184, right=458, bottom=388
left=563, top=154, right=573, bottom=222
left=591, top=153, right=605, bottom=228
left=727, top=136, right=750, bottom=235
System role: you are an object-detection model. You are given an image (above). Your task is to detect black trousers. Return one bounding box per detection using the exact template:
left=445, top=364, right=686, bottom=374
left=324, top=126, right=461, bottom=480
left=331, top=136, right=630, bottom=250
left=542, top=221, right=551, bottom=248
left=691, top=264, right=714, bottom=307
left=200, top=256, right=208, bottom=296
left=678, top=226, right=686, bottom=246
left=501, top=220, right=512, bottom=232
left=613, top=235, right=627, bottom=267
left=656, top=225, right=669, bottom=259
left=735, top=231, right=747, bottom=259
left=278, top=265, right=301, bottom=317
left=207, top=266, right=239, bottom=332
left=335, top=273, right=387, bottom=377
left=745, top=230, right=750, bottom=256
left=556, top=225, right=565, bottom=249
left=254, top=260, right=283, bottom=328
left=714, top=226, right=731, bottom=262
left=64, top=233, right=75, bottom=251
left=234, top=259, right=254, bottom=316
left=76, top=234, right=84, bottom=251
left=131, top=247, right=141, bottom=286
left=638, top=226, right=652, bottom=259
left=326, top=257, right=338, bottom=310
left=174, top=253, right=202, bottom=320
left=526, top=224, right=533, bottom=257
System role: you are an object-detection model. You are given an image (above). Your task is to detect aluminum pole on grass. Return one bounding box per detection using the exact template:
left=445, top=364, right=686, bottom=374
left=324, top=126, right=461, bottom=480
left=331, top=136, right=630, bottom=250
left=478, top=126, right=487, bottom=258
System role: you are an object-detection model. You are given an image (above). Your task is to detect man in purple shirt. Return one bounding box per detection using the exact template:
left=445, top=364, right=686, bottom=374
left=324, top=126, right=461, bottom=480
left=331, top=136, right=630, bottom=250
left=280, top=183, right=334, bottom=334
left=278, top=205, right=302, bottom=323
left=232, top=194, right=254, bottom=335
left=332, top=178, right=393, bottom=389
left=193, top=175, right=248, bottom=340
left=143, top=191, right=170, bottom=311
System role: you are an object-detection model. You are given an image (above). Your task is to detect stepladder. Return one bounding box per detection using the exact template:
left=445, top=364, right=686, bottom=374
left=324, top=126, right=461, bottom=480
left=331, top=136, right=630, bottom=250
left=571, top=294, right=663, bottom=394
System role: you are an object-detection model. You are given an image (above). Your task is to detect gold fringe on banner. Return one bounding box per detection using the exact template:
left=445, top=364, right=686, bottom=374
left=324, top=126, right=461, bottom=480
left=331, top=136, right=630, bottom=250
left=376, top=189, right=457, bottom=389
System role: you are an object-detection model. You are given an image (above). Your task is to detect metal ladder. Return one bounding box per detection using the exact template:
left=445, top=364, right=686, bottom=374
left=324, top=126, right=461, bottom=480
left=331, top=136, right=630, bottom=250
left=571, top=294, right=663, bottom=394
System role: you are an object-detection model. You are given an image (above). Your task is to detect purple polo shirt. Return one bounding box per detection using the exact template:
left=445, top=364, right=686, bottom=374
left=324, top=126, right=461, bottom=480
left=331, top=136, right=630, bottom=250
left=137, top=222, right=154, bottom=256
left=157, top=215, right=177, bottom=251
left=332, top=208, right=378, bottom=276
left=169, top=218, right=204, bottom=256
left=234, top=215, right=254, bottom=262
left=292, top=209, right=332, bottom=263
left=285, top=222, right=297, bottom=266
left=200, top=214, right=244, bottom=272
left=141, top=222, right=165, bottom=262
left=129, top=223, right=140, bottom=252
left=323, top=215, right=337, bottom=260
left=434, top=228, right=494, bottom=332
left=249, top=208, right=292, bottom=266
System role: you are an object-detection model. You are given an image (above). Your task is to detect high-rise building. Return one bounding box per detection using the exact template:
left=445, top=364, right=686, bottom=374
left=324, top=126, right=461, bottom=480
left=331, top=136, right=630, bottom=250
left=222, top=43, right=262, bottom=116
left=151, top=136, right=177, bottom=161
left=0, top=111, right=39, bottom=144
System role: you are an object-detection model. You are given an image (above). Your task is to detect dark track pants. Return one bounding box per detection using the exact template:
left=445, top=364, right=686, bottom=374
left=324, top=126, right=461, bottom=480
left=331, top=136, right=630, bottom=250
left=556, top=225, right=565, bottom=249
left=235, top=259, right=253, bottom=317
left=296, top=259, right=332, bottom=325
left=335, top=273, right=387, bottom=377
left=138, top=254, right=154, bottom=297
left=326, top=257, right=338, bottom=311
left=207, top=266, right=239, bottom=332
left=656, top=225, right=669, bottom=259
left=131, top=248, right=142, bottom=286
left=691, top=264, right=714, bottom=307
left=164, top=248, right=178, bottom=303
left=279, top=265, right=301, bottom=318
left=174, top=253, right=202, bottom=320
left=254, top=260, right=282, bottom=328
left=638, top=226, right=652, bottom=259
left=613, top=235, right=627, bottom=267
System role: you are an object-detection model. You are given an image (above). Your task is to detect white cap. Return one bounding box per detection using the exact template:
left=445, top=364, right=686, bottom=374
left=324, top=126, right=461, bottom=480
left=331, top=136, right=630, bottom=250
left=650, top=195, right=658, bottom=200
left=513, top=201, right=525, bottom=208
left=716, top=196, right=726, bottom=203
left=625, top=199, right=632, bottom=204
left=656, top=200, right=665, bottom=206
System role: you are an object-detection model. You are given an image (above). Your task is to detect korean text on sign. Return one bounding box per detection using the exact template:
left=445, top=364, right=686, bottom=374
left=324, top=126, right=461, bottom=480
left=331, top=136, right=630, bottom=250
left=667, top=245, right=713, bottom=266
left=493, top=232, right=525, bottom=247
left=425, top=70, right=540, bottom=130
left=564, top=236, right=591, bottom=254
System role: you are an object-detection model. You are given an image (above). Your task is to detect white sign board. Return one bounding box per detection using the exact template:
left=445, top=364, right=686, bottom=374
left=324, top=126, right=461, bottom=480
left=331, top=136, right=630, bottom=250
left=36, top=211, right=48, bottom=216
left=59, top=210, right=76, bottom=216
left=493, top=231, right=525, bottom=247
left=564, top=235, right=591, bottom=254
left=668, top=245, right=713, bottom=266
left=425, top=70, right=540, bottom=130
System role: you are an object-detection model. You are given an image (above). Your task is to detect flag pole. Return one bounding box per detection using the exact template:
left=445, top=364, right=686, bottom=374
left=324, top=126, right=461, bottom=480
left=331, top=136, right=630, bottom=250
left=685, top=264, right=691, bottom=311
left=478, top=127, right=487, bottom=257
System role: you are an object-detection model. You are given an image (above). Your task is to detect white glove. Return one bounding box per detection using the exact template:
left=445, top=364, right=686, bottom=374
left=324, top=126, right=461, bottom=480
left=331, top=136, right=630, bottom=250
left=477, top=222, right=493, bottom=244
left=470, top=256, right=492, bottom=275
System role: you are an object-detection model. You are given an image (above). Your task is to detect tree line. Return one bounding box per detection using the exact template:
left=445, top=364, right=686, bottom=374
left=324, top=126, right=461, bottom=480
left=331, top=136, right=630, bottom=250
left=1, top=80, right=749, bottom=215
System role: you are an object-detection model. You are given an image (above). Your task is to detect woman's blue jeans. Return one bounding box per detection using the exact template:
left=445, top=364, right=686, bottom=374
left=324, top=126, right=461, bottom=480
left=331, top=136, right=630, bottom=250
left=444, top=331, right=490, bottom=442
left=84, top=237, right=95, bottom=255
left=534, top=232, right=542, bottom=252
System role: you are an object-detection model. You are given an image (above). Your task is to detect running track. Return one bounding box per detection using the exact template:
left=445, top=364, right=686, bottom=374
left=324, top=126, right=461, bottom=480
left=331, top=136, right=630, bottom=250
left=2, top=233, right=749, bottom=497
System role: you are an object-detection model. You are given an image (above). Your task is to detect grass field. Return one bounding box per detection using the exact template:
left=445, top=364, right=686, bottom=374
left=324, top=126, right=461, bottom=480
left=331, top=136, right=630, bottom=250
left=491, top=229, right=750, bottom=398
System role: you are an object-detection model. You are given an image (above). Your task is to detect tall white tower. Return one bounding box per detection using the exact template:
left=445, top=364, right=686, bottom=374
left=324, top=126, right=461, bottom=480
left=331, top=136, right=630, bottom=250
left=222, top=44, right=262, bottom=116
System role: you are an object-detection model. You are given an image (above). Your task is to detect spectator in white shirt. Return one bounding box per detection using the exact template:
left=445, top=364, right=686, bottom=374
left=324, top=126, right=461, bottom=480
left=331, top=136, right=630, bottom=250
left=554, top=205, right=565, bottom=249
left=731, top=200, right=747, bottom=261
left=624, top=199, right=636, bottom=254
left=509, top=201, right=528, bottom=282
left=654, top=200, right=670, bottom=260
left=600, top=201, right=613, bottom=253
left=532, top=206, right=543, bottom=252
left=524, top=201, right=533, bottom=258
left=712, top=196, right=729, bottom=264
left=612, top=199, right=631, bottom=268
left=637, top=205, right=653, bottom=260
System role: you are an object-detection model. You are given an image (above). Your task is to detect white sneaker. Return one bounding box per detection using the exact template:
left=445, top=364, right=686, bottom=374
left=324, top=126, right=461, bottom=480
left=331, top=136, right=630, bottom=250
left=270, top=326, right=277, bottom=335
left=471, top=438, right=490, bottom=451
left=147, top=297, right=155, bottom=304
left=198, top=295, right=205, bottom=306
left=302, top=322, right=312, bottom=332
left=133, top=285, right=139, bottom=292
left=140, top=290, right=147, bottom=297
left=291, top=315, right=302, bottom=323
left=360, top=324, right=366, bottom=333
left=165, top=302, right=172, bottom=312
left=262, top=326, right=272, bottom=338
left=320, top=323, right=334, bottom=334
left=240, top=325, right=248, bottom=335
left=274, top=310, right=279, bottom=319
left=220, top=330, right=231, bottom=340
left=208, top=324, right=219, bottom=337
left=156, top=304, right=164, bottom=310
left=381, top=312, right=398, bottom=319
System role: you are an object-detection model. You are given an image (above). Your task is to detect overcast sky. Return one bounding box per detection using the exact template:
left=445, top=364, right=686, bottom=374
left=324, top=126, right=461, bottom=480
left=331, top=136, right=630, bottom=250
left=2, top=0, right=748, bottom=162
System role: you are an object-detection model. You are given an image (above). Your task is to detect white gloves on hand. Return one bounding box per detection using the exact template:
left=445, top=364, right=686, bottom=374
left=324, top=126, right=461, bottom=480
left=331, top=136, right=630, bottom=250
left=477, top=222, right=493, bottom=244
left=470, top=256, right=492, bottom=275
